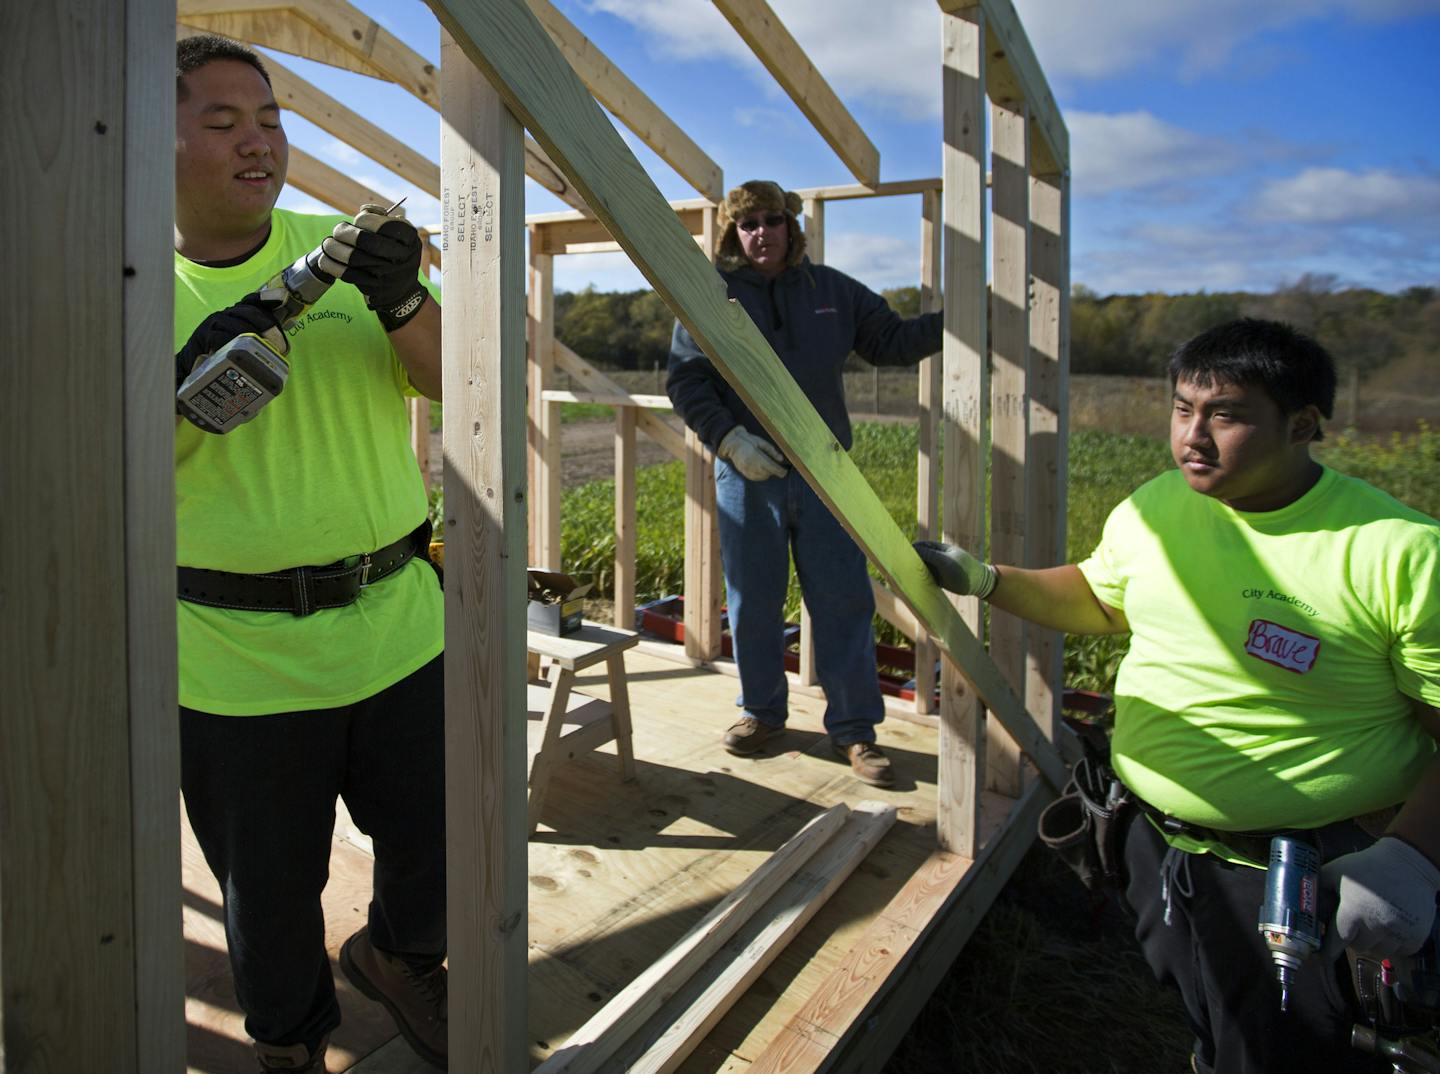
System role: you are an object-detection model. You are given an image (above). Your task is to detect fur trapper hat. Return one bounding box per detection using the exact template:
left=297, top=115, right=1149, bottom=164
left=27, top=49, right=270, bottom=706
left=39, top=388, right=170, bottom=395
left=715, top=180, right=806, bottom=272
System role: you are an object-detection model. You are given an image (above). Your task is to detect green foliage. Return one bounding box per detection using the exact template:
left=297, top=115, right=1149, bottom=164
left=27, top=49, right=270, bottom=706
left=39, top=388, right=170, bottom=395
left=555, top=287, right=675, bottom=371
left=1317, top=421, right=1440, bottom=519
left=1070, top=279, right=1440, bottom=382
left=560, top=420, right=1438, bottom=699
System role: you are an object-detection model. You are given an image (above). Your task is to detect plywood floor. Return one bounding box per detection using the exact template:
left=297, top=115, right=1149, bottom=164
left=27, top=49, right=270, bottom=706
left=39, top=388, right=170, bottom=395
left=184, top=642, right=1008, bottom=1073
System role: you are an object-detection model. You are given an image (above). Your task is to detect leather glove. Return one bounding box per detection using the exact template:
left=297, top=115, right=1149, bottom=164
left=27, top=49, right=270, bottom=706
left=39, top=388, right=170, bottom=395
left=913, top=540, right=998, bottom=599
left=1321, top=835, right=1440, bottom=959
left=175, top=291, right=283, bottom=392
left=718, top=426, right=788, bottom=481
left=319, top=203, right=428, bottom=331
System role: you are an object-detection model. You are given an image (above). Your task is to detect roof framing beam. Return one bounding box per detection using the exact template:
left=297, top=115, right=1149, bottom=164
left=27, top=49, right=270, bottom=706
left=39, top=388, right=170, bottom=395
left=177, top=0, right=592, bottom=212
left=936, top=0, right=1068, bottom=176
left=711, top=0, right=880, bottom=185
left=526, top=0, right=723, bottom=200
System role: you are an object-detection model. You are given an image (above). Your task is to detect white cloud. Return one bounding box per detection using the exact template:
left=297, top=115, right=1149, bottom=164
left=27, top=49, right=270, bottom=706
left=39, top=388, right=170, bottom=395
left=1070, top=110, right=1238, bottom=194
left=1013, top=0, right=1440, bottom=81
left=825, top=231, right=924, bottom=290
left=553, top=250, right=649, bottom=293
left=1253, top=167, right=1440, bottom=224
left=580, top=0, right=939, bottom=119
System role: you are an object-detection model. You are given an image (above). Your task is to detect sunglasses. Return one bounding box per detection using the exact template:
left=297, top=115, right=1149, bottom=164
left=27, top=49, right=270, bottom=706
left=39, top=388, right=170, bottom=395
left=736, top=212, right=787, bottom=232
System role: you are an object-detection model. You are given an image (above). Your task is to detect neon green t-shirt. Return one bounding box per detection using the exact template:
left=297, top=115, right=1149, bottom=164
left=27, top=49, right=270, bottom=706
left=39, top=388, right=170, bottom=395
left=173, top=208, right=442, bottom=715
left=1078, top=465, right=1440, bottom=839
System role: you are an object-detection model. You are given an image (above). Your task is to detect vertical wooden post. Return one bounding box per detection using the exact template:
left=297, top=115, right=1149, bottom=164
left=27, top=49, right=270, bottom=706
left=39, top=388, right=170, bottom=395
left=684, top=205, right=722, bottom=661
left=528, top=236, right=560, bottom=566
left=1026, top=169, right=1069, bottom=744
left=615, top=405, right=636, bottom=629
left=938, top=6, right=987, bottom=856
left=2, top=0, right=183, bottom=1068
left=796, top=196, right=826, bottom=688
left=986, top=98, right=1031, bottom=796
left=913, top=188, right=943, bottom=716
left=440, top=33, right=529, bottom=1073
left=412, top=228, right=436, bottom=494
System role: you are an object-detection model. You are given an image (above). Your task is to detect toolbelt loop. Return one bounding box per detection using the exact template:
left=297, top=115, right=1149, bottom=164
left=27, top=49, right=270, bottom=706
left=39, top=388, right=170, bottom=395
left=1037, top=717, right=1133, bottom=892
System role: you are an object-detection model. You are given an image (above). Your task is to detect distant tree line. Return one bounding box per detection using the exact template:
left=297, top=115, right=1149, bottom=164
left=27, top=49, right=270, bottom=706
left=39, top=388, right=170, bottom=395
left=556, top=275, right=1438, bottom=382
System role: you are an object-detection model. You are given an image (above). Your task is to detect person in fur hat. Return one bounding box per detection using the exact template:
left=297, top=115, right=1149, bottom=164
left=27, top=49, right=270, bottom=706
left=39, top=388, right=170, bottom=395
left=666, top=179, right=942, bottom=787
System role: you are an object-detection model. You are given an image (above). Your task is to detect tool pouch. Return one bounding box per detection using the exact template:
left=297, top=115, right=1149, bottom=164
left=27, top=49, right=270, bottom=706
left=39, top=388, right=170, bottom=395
left=1037, top=723, right=1133, bottom=892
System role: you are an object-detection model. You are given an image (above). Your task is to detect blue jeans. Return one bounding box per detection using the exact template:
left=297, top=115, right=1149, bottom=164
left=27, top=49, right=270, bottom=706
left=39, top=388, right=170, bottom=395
left=180, top=655, right=446, bottom=1052
left=714, top=458, right=884, bottom=744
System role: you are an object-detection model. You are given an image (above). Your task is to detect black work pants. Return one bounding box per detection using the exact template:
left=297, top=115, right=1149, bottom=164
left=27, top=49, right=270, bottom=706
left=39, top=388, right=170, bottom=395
left=181, top=655, right=446, bottom=1052
left=1122, top=810, right=1388, bottom=1074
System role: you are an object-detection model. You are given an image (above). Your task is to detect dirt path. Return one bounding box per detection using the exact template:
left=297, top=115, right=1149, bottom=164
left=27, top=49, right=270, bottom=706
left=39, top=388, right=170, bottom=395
left=427, top=415, right=686, bottom=490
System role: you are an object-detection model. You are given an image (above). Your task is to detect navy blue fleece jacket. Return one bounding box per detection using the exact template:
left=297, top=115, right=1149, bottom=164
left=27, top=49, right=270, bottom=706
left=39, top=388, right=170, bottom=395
left=666, top=258, right=942, bottom=453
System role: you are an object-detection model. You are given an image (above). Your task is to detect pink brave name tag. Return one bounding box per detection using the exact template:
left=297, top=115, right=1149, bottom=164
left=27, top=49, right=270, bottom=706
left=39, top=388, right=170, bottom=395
left=1244, top=618, right=1320, bottom=674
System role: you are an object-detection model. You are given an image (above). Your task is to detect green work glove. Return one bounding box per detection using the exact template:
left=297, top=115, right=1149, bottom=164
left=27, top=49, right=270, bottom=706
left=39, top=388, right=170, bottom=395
left=718, top=426, right=788, bottom=481
left=913, top=540, right=998, bottom=599
left=1321, top=836, right=1440, bottom=959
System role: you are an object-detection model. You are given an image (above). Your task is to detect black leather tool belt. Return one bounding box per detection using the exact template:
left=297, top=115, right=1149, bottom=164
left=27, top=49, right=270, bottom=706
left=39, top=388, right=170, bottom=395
left=177, top=519, right=432, bottom=616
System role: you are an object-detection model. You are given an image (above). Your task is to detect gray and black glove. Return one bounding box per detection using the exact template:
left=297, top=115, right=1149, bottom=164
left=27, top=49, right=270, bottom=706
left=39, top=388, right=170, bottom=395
left=175, top=291, right=282, bottom=393
left=1321, top=835, right=1440, bottom=959
left=718, top=426, right=788, bottom=481
left=913, top=539, right=998, bottom=599
left=320, top=203, right=428, bottom=331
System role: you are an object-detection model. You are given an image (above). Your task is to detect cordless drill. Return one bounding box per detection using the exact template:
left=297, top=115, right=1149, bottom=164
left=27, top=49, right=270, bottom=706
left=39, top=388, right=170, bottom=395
left=1258, top=834, right=1324, bottom=1012
left=175, top=198, right=405, bottom=434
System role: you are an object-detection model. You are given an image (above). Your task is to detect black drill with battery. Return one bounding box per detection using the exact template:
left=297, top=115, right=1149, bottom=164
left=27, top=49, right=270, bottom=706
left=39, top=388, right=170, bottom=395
left=175, top=199, right=406, bottom=434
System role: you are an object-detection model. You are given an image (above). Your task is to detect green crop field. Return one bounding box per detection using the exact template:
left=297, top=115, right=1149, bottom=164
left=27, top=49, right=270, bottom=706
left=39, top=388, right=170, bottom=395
left=554, top=419, right=1438, bottom=700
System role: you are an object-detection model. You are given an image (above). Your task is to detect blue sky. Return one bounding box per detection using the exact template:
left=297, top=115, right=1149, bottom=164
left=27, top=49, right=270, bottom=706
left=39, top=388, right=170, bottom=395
left=268, top=0, right=1440, bottom=296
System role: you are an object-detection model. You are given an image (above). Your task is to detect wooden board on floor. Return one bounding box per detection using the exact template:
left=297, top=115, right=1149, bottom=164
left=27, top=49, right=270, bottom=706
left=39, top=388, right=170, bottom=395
left=187, top=648, right=1018, bottom=1072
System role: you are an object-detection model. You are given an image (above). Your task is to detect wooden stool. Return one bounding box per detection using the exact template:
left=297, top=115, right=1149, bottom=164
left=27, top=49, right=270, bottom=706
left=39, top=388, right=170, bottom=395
left=525, top=621, right=638, bottom=835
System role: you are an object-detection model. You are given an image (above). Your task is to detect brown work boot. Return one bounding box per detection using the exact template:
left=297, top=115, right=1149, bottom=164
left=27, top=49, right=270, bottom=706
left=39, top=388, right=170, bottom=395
left=255, top=1034, right=329, bottom=1073
left=722, top=715, right=785, bottom=755
left=339, top=927, right=447, bottom=1069
left=834, top=740, right=895, bottom=787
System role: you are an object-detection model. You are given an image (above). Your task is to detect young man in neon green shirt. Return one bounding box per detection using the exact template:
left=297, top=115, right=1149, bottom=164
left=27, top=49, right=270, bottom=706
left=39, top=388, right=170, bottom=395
left=917, top=318, right=1440, bottom=1073
left=173, top=35, right=446, bottom=1072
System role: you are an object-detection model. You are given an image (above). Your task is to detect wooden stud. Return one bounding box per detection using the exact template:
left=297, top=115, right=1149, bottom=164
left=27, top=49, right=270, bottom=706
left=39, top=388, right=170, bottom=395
left=749, top=782, right=1052, bottom=1073
left=797, top=196, right=825, bottom=689
left=532, top=804, right=851, bottom=1074
left=792, top=178, right=943, bottom=202
left=527, top=240, right=561, bottom=567
left=1025, top=169, right=1069, bottom=744
left=937, top=7, right=990, bottom=855
left=439, top=29, right=529, bottom=1073
left=985, top=97, right=1030, bottom=797
left=3, top=0, right=182, bottom=1068
left=713, top=0, right=880, bottom=184
left=936, top=0, right=1068, bottom=178
left=615, top=405, right=637, bottom=629
left=684, top=427, right=723, bottom=662
left=423, top=0, right=1065, bottom=795
left=913, top=188, right=943, bottom=717
left=613, top=802, right=898, bottom=1074
left=526, top=0, right=723, bottom=199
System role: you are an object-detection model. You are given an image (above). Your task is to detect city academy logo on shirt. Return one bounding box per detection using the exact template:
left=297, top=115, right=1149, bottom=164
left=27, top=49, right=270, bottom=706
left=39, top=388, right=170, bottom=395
left=814, top=306, right=839, bottom=315
left=1244, top=619, right=1320, bottom=674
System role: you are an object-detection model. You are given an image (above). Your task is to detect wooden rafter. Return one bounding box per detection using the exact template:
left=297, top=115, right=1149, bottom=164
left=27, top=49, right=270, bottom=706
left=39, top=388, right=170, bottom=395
left=526, top=0, right=723, bottom=200
left=423, top=0, right=1067, bottom=793
left=712, top=0, right=880, bottom=185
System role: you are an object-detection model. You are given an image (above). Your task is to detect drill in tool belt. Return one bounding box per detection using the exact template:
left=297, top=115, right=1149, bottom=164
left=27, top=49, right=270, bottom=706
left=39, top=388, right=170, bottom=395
left=176, top=199, right=405, bottom=434
left=1258, top=835, right=1440, bottom=1071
